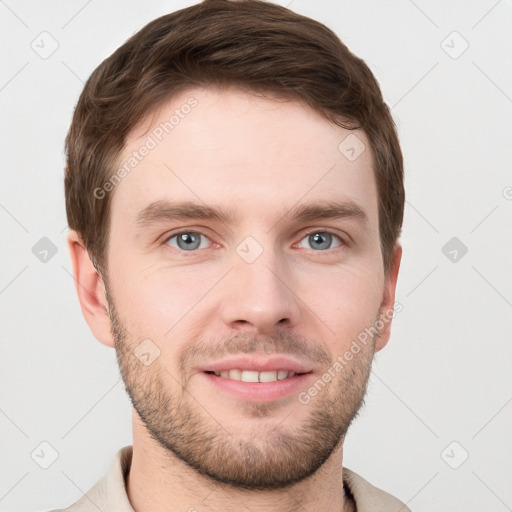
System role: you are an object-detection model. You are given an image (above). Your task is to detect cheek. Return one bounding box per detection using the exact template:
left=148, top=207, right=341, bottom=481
left=298, top=263, right=383, bottom=345
left=108, top=240, right=384, bottom=353
left=109, top=259, right=221, bottom=338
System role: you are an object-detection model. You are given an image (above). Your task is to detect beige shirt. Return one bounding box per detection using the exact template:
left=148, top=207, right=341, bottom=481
left=50, top=445, right=411, bottom=512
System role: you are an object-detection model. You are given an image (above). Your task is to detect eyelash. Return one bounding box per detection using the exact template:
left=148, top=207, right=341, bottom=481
left=163, top=229, right=347, bottom=255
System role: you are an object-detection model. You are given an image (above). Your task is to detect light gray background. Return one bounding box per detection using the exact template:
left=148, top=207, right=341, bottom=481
left=1, top=1, right=511, bottom=511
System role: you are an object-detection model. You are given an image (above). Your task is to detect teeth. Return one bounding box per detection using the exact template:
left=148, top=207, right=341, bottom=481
left=212, top=369, right=299, bottom=382
left=241, top=370, right=259, bottom=382
left=228, top=369, right=241, bottom=380
left=259, top=371, right=277, bottom=383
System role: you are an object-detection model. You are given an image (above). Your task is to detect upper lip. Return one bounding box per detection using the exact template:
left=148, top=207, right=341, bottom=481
left=198, top=355, right=314, bottom=374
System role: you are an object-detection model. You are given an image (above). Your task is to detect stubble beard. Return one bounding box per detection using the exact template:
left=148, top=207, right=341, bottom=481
left=107, top=289, right=377, bottom=491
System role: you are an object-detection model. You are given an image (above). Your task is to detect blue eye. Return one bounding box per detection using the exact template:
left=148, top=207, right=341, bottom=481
left=166, top=232, right=210, bottom=251
left=298, top=231, right=343, bottom=251
left=164, top=230, right=344, bottom=254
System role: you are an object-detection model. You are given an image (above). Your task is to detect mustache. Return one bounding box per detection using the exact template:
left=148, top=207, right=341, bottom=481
left=179, top=331, right=332, bottom=374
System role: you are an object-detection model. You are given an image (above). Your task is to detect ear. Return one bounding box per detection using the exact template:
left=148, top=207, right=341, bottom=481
left=375, top=243, right=402, bottom=352
left=67, top=230, right=114, bottom=348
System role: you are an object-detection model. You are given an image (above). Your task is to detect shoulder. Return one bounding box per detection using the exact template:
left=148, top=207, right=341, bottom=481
left=45, top=446, right=134, bottom=512
left=343, top=467, right=412, bottom=512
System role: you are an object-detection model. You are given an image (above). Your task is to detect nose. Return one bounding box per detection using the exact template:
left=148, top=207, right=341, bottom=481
left=220, top=248, right=301, bottom=335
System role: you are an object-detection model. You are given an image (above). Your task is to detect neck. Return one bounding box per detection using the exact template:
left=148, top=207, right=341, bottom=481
left=126, top=411, right=355, bottom=512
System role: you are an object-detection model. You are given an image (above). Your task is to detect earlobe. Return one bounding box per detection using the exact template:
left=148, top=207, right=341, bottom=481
left=375, top=243, right=402, bottom=352
left=67, top=231, right=114, bottom=348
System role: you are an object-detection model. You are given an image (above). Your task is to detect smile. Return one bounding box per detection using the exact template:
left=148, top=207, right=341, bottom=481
left=205, top=369, right=308, bottom=382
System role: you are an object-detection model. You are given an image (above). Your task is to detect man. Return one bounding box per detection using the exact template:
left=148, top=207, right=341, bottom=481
left=57, top=0, right=408, bottom=510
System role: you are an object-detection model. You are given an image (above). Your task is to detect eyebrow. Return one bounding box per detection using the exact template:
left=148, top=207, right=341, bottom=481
left=135, top=198, right=368, bottom=228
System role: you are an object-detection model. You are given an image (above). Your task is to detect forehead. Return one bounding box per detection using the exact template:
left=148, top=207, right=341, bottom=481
left=110, top=87, right=378, bottom=229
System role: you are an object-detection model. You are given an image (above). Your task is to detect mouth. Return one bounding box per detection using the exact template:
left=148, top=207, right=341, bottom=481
left=198, top=356, right=315, bottom=402
left=204, top=369, right=311, bottom=382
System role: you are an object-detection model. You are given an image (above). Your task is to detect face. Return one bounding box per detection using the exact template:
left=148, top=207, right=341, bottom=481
left=103, top=87, right=395, bottom=490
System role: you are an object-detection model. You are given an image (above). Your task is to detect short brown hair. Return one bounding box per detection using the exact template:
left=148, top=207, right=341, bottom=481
left=65, top=0, right=404, bottom=276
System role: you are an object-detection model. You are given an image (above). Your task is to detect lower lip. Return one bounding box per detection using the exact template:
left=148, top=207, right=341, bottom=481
left=200, top=372, right=315, bottom=402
